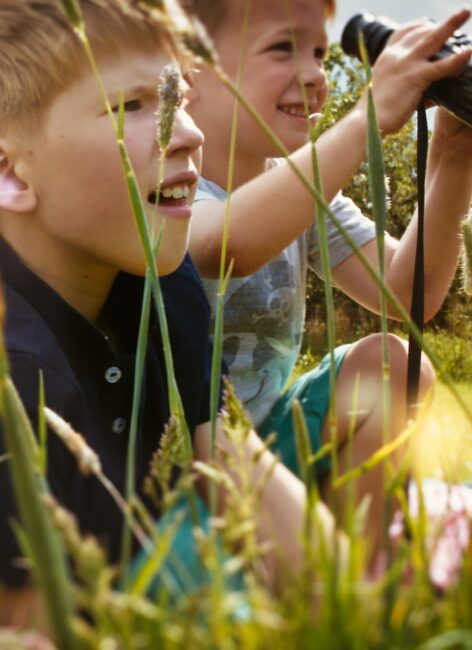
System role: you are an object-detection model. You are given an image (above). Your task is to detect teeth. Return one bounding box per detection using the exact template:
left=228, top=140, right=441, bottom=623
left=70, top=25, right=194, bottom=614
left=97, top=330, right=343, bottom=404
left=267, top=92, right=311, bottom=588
left=279, top=105, right=309, bottom=117
left=161, top=184, right=190, bottom=200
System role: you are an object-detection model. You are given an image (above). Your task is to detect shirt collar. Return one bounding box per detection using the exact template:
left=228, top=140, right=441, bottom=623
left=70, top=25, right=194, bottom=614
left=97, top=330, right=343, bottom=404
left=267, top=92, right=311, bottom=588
left=0, top=237, right=143, bottom=367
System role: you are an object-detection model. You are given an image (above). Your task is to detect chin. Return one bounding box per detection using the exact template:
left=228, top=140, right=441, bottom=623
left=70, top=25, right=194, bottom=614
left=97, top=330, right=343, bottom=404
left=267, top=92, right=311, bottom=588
left=154, top=226, right=190, bottom=276
left=156, top=247, right=187, bottom=276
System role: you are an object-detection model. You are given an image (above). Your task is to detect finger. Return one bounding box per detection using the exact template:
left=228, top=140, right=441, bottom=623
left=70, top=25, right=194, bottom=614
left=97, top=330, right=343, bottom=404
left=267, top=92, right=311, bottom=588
left=429, top=47, right=471, bottom=81
left=386, top=20, right=430, bottom=45
left=397, top=23, right=438, bottom=50
left=416, top=8, right=471, bottom=58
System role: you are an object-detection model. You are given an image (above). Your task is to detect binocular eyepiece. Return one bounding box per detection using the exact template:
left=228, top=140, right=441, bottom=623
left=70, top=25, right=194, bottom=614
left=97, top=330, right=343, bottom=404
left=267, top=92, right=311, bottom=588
left=341, top=12, right=472, bottom=126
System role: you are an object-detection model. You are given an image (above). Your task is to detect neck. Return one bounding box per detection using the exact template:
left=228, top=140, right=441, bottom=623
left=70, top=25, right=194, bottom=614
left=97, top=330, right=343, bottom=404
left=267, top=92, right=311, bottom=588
left=2, top=229, right=116, bottom=323
left=39, top=270, right=114, bottom=323
left=202, top=146, right=267, bottom=190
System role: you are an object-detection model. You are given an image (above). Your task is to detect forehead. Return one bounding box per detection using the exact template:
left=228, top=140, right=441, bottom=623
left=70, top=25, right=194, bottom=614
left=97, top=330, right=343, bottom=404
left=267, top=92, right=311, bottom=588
left=223, top=0, right=327, bottom=36
left=44, top=48, right=174, bottom=123
left=216, top=0, right=327, bottom=48
left=93, top=47, right=173, bottom=89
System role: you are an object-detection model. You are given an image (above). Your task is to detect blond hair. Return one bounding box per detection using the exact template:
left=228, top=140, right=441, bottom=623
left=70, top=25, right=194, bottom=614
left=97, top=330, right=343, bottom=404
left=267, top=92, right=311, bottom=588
left=0, top=0, right=174, bottom=135
left=184, top=0, right=336, bottom=35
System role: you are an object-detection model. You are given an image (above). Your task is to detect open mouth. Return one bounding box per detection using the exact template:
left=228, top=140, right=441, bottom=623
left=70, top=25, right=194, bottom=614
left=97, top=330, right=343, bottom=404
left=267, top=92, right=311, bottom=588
left=147, top=183, right=191, bottom=206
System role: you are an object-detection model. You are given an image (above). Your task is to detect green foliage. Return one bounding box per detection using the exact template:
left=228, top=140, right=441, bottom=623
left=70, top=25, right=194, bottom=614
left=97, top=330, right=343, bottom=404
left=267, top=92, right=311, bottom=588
left=424, top=328, right=472, bottom=383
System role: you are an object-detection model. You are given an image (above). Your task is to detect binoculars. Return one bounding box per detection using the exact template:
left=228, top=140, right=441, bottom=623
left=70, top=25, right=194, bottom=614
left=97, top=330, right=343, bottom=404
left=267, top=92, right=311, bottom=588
left=341, top=12, right=472, bottom=127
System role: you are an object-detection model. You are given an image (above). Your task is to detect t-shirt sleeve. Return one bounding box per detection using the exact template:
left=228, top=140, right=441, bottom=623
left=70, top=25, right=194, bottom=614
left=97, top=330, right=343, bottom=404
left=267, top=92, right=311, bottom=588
left=194, top=177, right=227, bottom=203
left=307, top=192, right=376, bottom=277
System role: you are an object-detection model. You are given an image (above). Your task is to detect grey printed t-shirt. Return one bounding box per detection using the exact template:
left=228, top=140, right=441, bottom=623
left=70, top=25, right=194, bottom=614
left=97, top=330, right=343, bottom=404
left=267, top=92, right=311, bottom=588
left=195, top=175, right=376, bottom=427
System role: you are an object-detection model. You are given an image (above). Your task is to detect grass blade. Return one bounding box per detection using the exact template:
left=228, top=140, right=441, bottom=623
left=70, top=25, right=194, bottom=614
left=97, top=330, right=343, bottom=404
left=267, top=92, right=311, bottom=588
left=0, top=321, right=77, bottom=648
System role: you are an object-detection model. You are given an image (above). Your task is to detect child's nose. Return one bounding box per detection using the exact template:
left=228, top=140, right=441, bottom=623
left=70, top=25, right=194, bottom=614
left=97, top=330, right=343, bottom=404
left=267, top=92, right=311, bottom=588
left=299, top=57, right=327, bottom=90
left=167, top=110, right=204, bottom=155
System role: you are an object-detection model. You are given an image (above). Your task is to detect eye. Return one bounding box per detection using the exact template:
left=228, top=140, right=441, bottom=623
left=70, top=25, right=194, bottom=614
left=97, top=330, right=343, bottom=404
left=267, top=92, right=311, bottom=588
left=111, top=99, right=142, bottom=113
left=267, top=41, right=294, bottom=54
left=122, top=99, right=142, bottom=112
left=314, top=47, right=326, bottom=60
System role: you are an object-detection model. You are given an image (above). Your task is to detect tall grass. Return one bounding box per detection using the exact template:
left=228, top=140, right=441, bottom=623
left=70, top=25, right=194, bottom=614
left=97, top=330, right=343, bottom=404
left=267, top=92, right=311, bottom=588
left=0, top=295, right=78, bottom=647
left=0, top=2, right=472, bottom=648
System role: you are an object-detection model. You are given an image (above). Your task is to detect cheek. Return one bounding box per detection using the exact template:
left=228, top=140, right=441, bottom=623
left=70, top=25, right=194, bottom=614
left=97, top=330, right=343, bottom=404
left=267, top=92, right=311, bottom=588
left=246, top=64, right=293, bottom=103
left=55, top=134, right=122, bottom=181
left=192, top=147, right=202, bottom=177
left=76, top=138, right=141, bottom=202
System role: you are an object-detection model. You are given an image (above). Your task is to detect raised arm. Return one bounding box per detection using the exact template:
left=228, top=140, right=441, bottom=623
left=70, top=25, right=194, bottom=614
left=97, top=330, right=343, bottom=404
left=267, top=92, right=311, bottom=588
left=189, top=9, right=472, bottom=278
left=331, top=108, right=472, bottom=321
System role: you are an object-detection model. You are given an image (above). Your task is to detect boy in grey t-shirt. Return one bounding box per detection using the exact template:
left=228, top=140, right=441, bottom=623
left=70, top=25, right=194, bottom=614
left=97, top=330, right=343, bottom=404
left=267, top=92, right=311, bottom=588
left=186, top=0, right=472, bottom=549
left=196, top=178, right=374, bottom=432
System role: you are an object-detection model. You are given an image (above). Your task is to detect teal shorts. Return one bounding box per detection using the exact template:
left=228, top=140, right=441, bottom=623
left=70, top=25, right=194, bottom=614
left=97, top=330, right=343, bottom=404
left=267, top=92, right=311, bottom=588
left=258, top=344, right=351, bottom=479
left=127, top=492, right=247, bottom=606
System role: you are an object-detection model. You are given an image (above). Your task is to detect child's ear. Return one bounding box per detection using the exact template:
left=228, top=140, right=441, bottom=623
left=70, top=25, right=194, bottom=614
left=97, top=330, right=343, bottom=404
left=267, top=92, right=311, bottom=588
left=0, top=141, right=37, bottom=213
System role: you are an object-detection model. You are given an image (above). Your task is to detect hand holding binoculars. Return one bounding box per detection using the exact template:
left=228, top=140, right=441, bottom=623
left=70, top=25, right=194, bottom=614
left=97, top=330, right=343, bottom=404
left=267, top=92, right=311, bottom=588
left=341, top=11, right=472, bottom=127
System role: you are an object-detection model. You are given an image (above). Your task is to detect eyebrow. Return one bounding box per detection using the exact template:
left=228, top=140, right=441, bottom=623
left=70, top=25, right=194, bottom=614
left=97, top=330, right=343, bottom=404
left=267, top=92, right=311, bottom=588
left=262, top=23, right=328, bottom=48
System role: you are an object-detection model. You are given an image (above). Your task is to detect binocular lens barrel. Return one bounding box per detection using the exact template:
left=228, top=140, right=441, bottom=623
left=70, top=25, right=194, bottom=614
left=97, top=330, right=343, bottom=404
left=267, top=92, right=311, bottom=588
left=341, top=12, right=398, bottom=64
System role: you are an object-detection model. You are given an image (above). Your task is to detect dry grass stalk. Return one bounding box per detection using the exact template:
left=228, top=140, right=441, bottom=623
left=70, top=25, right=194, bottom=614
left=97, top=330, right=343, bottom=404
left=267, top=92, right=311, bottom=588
left=461, top=211, right=472, bottom=295
left=44, top=407, right=149, bottom=549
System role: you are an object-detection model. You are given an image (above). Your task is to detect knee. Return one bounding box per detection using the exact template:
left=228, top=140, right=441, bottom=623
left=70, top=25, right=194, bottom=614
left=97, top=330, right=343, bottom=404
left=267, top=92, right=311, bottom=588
left=382, top=333, right=435, bottom=399
left=347, top=332, right=404, bottom=372
left=334, top=334, right=435, bottom=439
left=346, top=333, right=435, bottom=397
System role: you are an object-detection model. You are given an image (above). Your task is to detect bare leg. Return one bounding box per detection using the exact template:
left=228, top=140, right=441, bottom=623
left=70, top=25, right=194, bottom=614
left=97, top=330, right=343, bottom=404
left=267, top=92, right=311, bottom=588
left=320, top=333, right=435, bottom=558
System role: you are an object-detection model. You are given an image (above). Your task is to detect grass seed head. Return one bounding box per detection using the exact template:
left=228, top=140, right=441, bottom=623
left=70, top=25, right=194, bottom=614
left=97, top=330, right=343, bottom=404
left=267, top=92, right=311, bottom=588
left=44, top=493, right=107, bottom=588
left=58, top=0, right=84, bottom=28
left=44, top=407, right=101, bottom=475
left=179, top=15, right=219, bottom=66
left=221, top=379, right=252, bottom=446
left=157, top=63, right=183, bottom=152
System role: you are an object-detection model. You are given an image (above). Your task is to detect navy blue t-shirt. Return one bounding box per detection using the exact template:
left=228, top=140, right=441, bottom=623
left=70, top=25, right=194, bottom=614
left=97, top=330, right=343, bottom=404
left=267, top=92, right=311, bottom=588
left=0, top=238, right=217, bottom=587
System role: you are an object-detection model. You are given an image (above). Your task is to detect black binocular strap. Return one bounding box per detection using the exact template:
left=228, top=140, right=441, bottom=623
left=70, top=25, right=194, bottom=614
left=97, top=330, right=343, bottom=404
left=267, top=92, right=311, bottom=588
left=407, top=100, right=428, bottom=417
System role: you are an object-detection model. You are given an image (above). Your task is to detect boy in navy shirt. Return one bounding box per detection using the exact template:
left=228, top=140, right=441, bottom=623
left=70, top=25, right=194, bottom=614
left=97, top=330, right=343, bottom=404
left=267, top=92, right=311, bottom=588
left=0, top=0, right=339, bottom=628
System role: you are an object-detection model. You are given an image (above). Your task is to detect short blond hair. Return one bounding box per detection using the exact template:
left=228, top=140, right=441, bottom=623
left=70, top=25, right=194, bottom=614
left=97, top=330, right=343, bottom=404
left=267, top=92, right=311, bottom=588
left=0, top=0, right=175, bottom=135
left=184, top=0, right=336, bottom=35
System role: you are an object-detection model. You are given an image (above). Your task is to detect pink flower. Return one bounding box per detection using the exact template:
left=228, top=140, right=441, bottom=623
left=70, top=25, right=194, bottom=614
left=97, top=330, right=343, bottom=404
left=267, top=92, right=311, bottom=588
left=429, top=509, right=470, bottom=590
left=390, top=479, right=472, bottom=590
